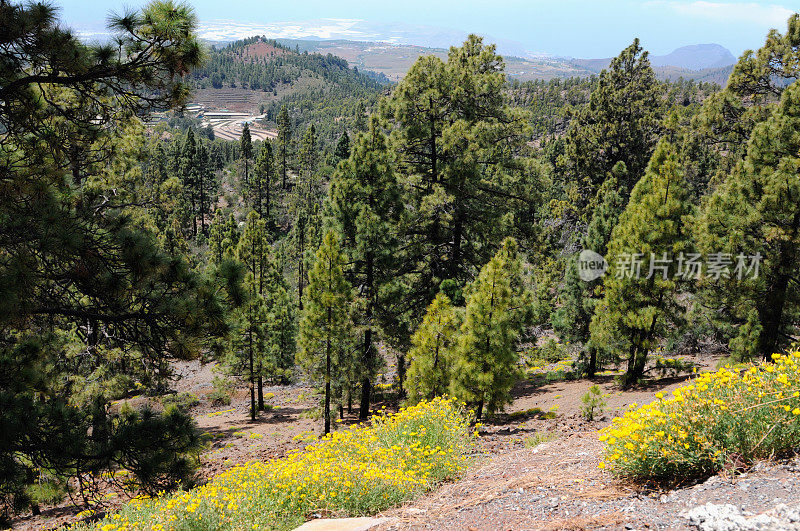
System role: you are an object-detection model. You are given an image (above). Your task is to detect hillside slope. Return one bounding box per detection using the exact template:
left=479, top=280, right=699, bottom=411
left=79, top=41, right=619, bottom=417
left=186, top=37, right=384, bottom=144
left=277, top=38, right=593, bottom=81
left=276, top=38, right=735, bottom=84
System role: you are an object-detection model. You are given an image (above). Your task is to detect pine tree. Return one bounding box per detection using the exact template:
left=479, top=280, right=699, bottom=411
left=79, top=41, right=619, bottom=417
left=563, top=39, right=662, bottom=210
left=553, top=163, right=627, bottom=375
left=298, top=124, right=319, bottom=184
left=292, top=125, right=323, bottom=314
left=262, top=267, right=297, bottom=384
left=195, top=142, right=216, bottom=236
left=298, top=231, right=354, bottom=434
left=251, top=141, right=274, bottom=220
left=179, top=128, right=199, bottom=236
left=277, top=105, right=291, bottom=189
left=679, top=16, right=800, bottom=195
left=328, top=120, right=402, bottom=418
left=728, top=307, right=763, bottom=362
left=354, top=100, right=367, bottom=132
left=451, top=238, right=528, bottom=419
left=697, top=80, right=800, bottom=360
left=382, top=35, right=530, bottom=352
left=209, top=210, right=239, bottom=264
left=406, top=293, right=459, bottom=402
left=585, top=163, right=628, bottom=258
left=225, top=291, right=265, bottom=421
left=0, top=0, right=210, bottom=507
left=334, top=131, right=350, bottom=161
left=240, top=122, right=252, bottom=186
left=589, top=141, right=692, bottom=386
left=236, top=212, right=271, bottom=414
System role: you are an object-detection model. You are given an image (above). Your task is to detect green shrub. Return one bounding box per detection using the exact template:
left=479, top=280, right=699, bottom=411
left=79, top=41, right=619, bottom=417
left=650, top=355, right=697, bottom=378
left=507, top=407, right=556, bottom=421
left=535, top=338, right=568, bottom=363
left=600, top=353, right=800, bottom=483
left=208, top=376, right=234, bottom=406
left=580, top=384, right=606, bottom=420
left=159, top=392, right=200, bottom=411
left=25, top=475, right=69, bottom=507
left=524, top=431, right=555, bottom=448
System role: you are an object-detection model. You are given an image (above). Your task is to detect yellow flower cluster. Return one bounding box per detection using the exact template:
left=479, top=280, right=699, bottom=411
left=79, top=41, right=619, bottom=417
left=78, top=397, right=474, bottom=531
left=599, top=352, right=800, bottom=482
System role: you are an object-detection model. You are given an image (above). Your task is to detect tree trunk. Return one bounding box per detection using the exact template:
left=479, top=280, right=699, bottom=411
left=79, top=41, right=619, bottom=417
left=624, top=292, right=662, bottom=387
left=631, top=347, right=648, bottom=384
left=255, top=179, right=262, bottom=218
left=587, top=346, right=597, bottom=378
left=624, top=344, right=638, bottom=388
left=298, top=219, right=305, bottom=312
left=200, top=172, right=206, bottom=235
left=191, top=193, right=197, bottom=236
left=476, top=398, right=484, bottom=421
left=282, top=147, right=287, bottom=189
left=249, top=318, right=256, bottom=421
left=359, top=376, right=371, bottom=421
left=758, top=211, right=799, bottom=359
left=449, top=172, right=465, bottom=280
left=265, top=174, right=271, bottom=219
left=257, top=373, right=264, bottom=411
left=359, top=249, right=375, bottom=420
left=396, top=353, right=406, bottom=399
left=324, top=308, right=332, bottom=435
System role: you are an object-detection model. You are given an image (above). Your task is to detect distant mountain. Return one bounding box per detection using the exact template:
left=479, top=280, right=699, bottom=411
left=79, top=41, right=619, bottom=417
left=273, top=39, right=592, bottom=82
left=272, top=38, right=737, bottom=84
left=572, top=43, right=736, bottom=73
left=650, top=44, right=736, bottom=70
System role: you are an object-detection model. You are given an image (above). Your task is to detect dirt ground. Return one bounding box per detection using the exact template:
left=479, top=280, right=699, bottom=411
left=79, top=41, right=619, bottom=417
left=378, top=431, right=800, bottom=530
left=17, top=350, right=800, bottom=530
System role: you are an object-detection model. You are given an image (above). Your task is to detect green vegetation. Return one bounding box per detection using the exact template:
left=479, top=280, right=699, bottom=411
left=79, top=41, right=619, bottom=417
left=580, top=385, right=606, bottom=420
left=601, top=353, right=800, bottom=483
left=76, top=397, right=475, bottom=531
left=160, top=393, right=201, bottom=412
left=452, top=239, right=530, bottom=419
left=524, top=431, right=556, bottom=448
left=589, top=141, right=692, bottom=386
left=0, top=0, right=213, bottom=518
left=297, top=231, right=355, bottom=434
left=4, top=0, right=800, bottom=522
left=406, top=294, right=459, bottom=402
left=209, top=376, right=235, bottom=406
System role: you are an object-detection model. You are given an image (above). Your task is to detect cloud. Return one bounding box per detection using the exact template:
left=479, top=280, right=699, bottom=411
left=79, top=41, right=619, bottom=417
left=647, top=1, right=795, bottom=27
left=196, top=19, right=369, bottom=42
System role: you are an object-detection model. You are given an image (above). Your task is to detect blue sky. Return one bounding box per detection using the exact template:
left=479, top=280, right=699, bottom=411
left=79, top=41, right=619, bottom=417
left=55, top=0, right=797, bottom=58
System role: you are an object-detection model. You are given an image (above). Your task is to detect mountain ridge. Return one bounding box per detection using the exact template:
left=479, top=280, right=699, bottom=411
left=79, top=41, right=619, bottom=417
left=572, top=43, right=736, bottom=72
left=263, top=38, right=733, bottom=84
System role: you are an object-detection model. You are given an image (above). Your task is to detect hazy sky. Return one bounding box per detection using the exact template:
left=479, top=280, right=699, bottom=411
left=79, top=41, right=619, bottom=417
left=54, top=0, right=797, bottom=58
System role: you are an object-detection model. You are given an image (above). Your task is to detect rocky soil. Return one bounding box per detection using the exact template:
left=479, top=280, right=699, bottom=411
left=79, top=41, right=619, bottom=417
left=378, top=433, right=800, bottom=530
